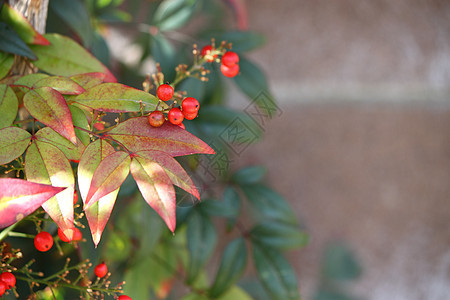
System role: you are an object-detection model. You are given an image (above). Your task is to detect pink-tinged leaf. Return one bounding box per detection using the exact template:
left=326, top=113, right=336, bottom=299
left=0, top=127, right=31, bottom=165
left=0, top=84, right=18, bottom=129
left=25, top=141, right=75, bottom=239
left=70, top=73, right=105, bottom=89
left=85, top=151, right=131, bottom=208
left=71, top=83, right=162, bottom=113
left=136, top=150, right=199, bottom=199
left=85, top=189, right=119, bottom=246
left=108, top=117, right=215, bottom=156
left=35, top=127, right=85, bottom=161
left=33, top=76, right=85, bottom=95
left=78, top=139, right=118, bottom=245
left=131, top=156, right=176, bottom=232
left=0, top=178, right=66, bottom=229
left=29, top=34, right=116, bottom=82
left=0, top=3, right=50, bottom=45
left=23, top=87, right=77, bottom=144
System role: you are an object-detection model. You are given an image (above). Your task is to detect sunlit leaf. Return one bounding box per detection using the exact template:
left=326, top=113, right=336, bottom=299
left=0, top=84, right=18, bottom=129
left=70, top=72, right=105, bottom=89
left=78, top=139, right=118, bottom=245
left=0, top=3, right=50, bottom=45
left=130, top=154, right=176, bottom=232
left=0, top=178, right=65, bottom=228
left=85, top=151, right=130, bottom=207
left=135, top=150, right=199, bottom=199
left=209, top=238, right=247, bottom=298
left=252, top=243, right=301, bottom=300
left=35, top=127, right=85, bottom=161
left=71, top=83, right=160, bottom=112
left=30, top=34, right=116, bottom=82
left=0, top=52, right=14, bottom=79
left=108, top=117, right=215, bottom=156
left=0, top=126, right=31, bottom=164
left=25, top=141, right=75, bottom=239
left=33, top=76, right=85, bottom=95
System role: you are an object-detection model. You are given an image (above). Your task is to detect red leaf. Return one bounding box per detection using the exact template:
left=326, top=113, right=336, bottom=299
left=108, top=117, right=215, bottom=156
left=0, top=178, right=66, bottom=228
left=25, top=141, right=75, bottom=239
left=85, top=151, right=131, bottom=208
left=131, top=155, right=176, bottom=232
left=78, top=139, right=118, bottom=245
left=135, top=150, right=199, bottom=199
left=23, top=87, right=76, bottom=144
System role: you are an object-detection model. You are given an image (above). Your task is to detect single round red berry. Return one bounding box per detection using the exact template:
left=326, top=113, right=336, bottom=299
left=178, top=123, right=185, bottom=130
left=149, top=111, right=165, bottom=128
left=94, top=262, right=108, bottom=278
left=183, top=110, right=198, bottom=120
left=181, top=97, right=200, bottom=114
left=168, top=107, right=184, bottom=125
left=200, top=45, right=216, bottom=62
left=0, top=272, right=16, bottom=289
left=221, top=63, right=240, bottom=78
left=157, top=84, right=174, bottom=101
left=118, top=295, right=133, bottom=300
left=34, top=231, right=53, bottom=252
left=73, top=190, right=78, bottom=205
left=0, top=281, right=6, bottom=296
left=72, top=228, right=83, bottom=241
left=221, top=51, right=239, bottom=67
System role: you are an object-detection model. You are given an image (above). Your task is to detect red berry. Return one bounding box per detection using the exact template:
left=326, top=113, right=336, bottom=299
left=221, top=63, right=240, bottom=78
left=183, top=110, right=198, bottom=120
left=221, top=51, right=239, bottom=67
left=58, top=227, right=82, bottom=242
left=181, top=97, right=199, bottom=113
left=200, top=45, right=216, bottom=62
left=73, top=190, right=78, bottom=205
left=157, top=84, right=174, bottom=101
left=0, top=272, right=16, bottom=289
left=149, top=111, right=165, bottom=128
left=94, top=122, right=105, bottom=131
left=0, top=281, right=6, bottom=296
left=178, top=123, right=185, bottom=130
left=118, top=296, right=133, bottom=300
left=94, top=262, right=108, bottom=278
left=34, top=232, right=53, bottom=252
left=168, top=107, right=184, bottom=125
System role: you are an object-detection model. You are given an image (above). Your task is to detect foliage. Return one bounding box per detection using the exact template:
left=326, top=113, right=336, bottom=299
left=0, top=0, right=307, bottom=299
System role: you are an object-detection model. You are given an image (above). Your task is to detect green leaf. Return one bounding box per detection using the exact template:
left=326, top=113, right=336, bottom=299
left=69, top=105, right=90, bottom=146
left=186, top=210, right=217, bottom=284
left=49, top=0, right=93, bottom=46
left=218, top=286, right=254, bottom=300
left=250, top=221, right=308, bottom=251
left=0, top=3, right=49, bottom=45
left=33, top=76, right=85, bottom=95
left=34, top=127, right=86, bottom=162
left=231, top=166, right=266, bottom=185
left=25, top=141, right=75, bottom=239
left=108, top=116, right=215, bottom=156
left=0, top=126, right=31, bottom=165
left=241, top=184, right=298, bottom=225
left=0, top=52, right=14, bottom=79
left=23, top=87, right=77, bottom=144
left=69, top=72, right=105, bottom=89
left=103, top=230, right=131, bottom=261
left=78, top=139, right=118, bottom=245
left=13, top=73, right=49, bottom=87
left=205, top=31, right=265, bottom=53
left=199, top=186, right=240, bottom=218
left=209, top=238, right=247, bottom=297
left=153, top=0, right=199, bottom=31
left=0, top=84, right=18, bottom=129
left=252, top=244, right=301, bottom=300
left=85, top=151, right=131, bottom=207
left=322, top=243, right=362, bottom=281
left=0, top=21, right=37, bottom=59
left=30, top=34, right=116, bottom=82
left=233, top=57, right=277, bottom=117
left=0, top=178, right=65, bottom=229
left=72, top=82, right=160, bottom=112
left=151, top=33, right=177, bottom=80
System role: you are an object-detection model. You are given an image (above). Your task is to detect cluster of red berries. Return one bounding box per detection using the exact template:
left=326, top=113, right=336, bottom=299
left=94, top=263, right=132, bottom=299
left=149, top=84, right=200, bottom=128
left=200, top=45, right=240, bottom=78
left=0, top=272, right=16, bottom=296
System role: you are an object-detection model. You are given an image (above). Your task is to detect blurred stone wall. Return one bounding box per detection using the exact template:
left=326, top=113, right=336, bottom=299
left=236, top=0, right=450, bottom=299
